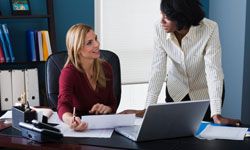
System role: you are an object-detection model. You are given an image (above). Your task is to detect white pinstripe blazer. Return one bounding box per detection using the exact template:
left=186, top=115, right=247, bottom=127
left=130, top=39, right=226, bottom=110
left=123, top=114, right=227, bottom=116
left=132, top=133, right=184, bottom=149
left=145, top=18, right=224, bottom=117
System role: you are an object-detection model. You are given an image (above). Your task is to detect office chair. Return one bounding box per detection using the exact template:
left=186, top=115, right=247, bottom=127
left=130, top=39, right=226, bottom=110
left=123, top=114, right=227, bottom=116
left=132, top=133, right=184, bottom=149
left=45, top=50, right=121, bottom=110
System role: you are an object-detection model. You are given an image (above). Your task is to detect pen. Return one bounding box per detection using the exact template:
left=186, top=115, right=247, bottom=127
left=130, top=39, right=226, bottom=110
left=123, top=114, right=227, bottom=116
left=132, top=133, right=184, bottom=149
left=73, top=107, right=76, bottom=122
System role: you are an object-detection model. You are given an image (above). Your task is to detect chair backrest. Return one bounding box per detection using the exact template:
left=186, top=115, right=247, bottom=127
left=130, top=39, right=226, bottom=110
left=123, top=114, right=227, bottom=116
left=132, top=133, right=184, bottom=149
left=45, top=50, right=121, bottom=110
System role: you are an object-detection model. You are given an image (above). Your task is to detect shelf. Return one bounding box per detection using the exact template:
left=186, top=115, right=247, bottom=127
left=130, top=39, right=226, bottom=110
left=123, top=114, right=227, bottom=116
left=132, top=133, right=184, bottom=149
left=0, top=61, right=46, bottom=70
left=0, top=15, right=51, bottom=19
left=0, top=0, right=56, bottom=52
left=0, top=61, right=45, bottom=65
left=0, top=0, right=54, bottom=108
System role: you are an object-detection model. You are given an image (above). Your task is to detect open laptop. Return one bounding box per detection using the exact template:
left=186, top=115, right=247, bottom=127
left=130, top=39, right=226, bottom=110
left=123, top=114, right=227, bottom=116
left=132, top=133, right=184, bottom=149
left=115, top=100, right=209, bottom=142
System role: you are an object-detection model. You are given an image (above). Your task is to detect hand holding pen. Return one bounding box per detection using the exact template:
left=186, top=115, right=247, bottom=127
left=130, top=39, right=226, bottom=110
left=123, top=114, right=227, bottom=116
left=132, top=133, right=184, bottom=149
left=70, top=107, right=88, bottom=131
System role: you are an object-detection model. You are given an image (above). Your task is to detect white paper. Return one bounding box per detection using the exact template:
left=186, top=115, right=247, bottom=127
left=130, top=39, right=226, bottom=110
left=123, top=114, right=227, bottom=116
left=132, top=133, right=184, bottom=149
left=198, top=124, right=248, bottom=140
left=82, top=114, right=135, bottom=129
left=48, top=112, right=61, bottom=124
left=0, top=110, right=12, bottom=119
left=56, top=123, right=113, bottom=138
left=135, top=117, right=143, bottom=125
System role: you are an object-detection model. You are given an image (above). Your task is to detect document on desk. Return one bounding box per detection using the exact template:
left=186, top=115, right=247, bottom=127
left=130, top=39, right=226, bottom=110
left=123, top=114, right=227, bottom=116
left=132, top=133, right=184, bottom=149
left=197, top=124, right=248, bottom=140
left=48, top=112, right=61, bottom=124
left=82, top=114, right=136, bottom=129
left=57, top=123, right=113, bottom=138
left=0, top=110, right=12, bottom=119
left=0, top=110, right=12, bottom=130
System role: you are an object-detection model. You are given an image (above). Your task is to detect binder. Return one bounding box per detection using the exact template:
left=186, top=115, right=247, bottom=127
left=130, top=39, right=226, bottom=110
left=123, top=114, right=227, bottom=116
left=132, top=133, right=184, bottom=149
left=0, top=70, right=13, bottom=110
left=26, top=30, right=37, bottom=61
left=0, top=43, right=5, bottom=63
left=11, top=69, right=25, bottom=105
left=25, top=68, right=40, bottom=106
left=34, top=31, right=40, bottom=60
left=0, top=25, right=10, bottom=62
left=44, top=31, right=52, bottom=56
left=37, top=31, right=44, bottom=61
left=41, top=30, right=52, bottom=60
left=1, top=24, right=15, bottom=62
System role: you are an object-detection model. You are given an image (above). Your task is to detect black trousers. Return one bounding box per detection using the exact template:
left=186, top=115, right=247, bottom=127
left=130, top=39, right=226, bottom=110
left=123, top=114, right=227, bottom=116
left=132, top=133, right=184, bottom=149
left=165, top=87, right=213, bottom=121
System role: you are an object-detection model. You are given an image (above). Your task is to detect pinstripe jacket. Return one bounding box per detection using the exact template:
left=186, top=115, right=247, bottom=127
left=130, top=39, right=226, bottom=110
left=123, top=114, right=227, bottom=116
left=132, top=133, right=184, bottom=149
left=145, top=18, right=224, bottom=117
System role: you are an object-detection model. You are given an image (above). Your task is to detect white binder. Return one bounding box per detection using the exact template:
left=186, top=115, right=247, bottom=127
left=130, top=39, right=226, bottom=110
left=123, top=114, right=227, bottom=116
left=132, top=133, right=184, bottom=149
left=37, top=31, right=44, bottom=61
left=11, top=70, right=25, bottom=105
left=25, top=68, right=40, bottom=106
left=0, top=70, right=13, bottom=110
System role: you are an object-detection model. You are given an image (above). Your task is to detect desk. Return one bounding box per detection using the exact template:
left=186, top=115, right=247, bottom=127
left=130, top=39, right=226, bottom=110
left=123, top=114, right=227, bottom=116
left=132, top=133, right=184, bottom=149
left=0, top=135, right=114, bottom=150
left=1, top=127, right=250, bottom=150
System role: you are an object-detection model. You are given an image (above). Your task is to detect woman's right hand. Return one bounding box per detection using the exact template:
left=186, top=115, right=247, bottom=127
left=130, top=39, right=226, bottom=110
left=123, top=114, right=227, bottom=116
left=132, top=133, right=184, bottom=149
left=69, top=116, right=88, bottom=131
left=63, top=112, right=88, bottom=131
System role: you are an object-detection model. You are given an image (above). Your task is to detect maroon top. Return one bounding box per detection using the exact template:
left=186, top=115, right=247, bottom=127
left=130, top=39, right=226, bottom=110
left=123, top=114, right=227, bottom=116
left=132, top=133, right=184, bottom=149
left=57, top=61, right=118, bottom=120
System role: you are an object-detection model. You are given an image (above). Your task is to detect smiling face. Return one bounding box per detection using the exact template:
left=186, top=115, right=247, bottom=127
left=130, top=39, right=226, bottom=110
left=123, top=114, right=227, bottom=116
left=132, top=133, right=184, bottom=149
left=160, top=12, right=178, bottom=33
left=66, top=24, right=101, bottom=71
left=79, top=30, right=100, bottom=60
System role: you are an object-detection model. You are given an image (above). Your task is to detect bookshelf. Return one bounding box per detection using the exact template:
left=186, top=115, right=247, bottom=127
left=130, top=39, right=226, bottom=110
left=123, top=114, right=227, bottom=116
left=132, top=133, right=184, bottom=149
left=0, top=0, right=56, bottom=110
left=0, top=0, right=56, bottom=52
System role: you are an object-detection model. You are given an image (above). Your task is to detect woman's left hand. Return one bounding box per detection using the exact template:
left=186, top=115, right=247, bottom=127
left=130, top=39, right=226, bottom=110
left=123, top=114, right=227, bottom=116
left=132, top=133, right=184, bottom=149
left=119, top=109, right=145, bottom=118
left=212, top=114, right=241, bottom=126
left=89, top=103, right=112, bottom=115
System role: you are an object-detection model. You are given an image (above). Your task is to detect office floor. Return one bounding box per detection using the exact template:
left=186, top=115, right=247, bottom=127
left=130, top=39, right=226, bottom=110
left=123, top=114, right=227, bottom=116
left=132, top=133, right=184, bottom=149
left=117, top=83, right=166, bottom=113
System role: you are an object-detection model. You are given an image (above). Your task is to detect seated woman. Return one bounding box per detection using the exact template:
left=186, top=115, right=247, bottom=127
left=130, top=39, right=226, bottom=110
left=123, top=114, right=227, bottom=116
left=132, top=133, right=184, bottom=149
left=57, top=23, right=118, bottom=131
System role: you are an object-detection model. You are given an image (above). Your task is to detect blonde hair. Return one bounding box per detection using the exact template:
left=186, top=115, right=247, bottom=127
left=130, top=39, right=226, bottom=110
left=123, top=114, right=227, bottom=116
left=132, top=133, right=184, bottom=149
left=65, top=23, right=106, bottom=87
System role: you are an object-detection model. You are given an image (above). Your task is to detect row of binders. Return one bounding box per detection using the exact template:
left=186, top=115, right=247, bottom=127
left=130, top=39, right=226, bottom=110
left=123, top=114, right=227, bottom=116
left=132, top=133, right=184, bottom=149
left=26, top=30, right=52, bottom=61
left=0, top=24, right=15, bottom=63
left=0, top=23, right=53, bottom=63
left=0, top=68, right=40, bottom=111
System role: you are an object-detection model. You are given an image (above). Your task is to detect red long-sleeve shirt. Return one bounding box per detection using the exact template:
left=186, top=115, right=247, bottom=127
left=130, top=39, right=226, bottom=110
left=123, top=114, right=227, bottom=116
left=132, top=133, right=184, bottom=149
left=57, top=61, right=117, bottom=120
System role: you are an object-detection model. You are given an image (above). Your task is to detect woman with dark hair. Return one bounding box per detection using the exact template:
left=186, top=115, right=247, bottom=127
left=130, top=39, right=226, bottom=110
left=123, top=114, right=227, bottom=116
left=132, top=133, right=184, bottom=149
left=57, top=23, right=118, bottom=131
left=121, top=0, right=240, bottom=126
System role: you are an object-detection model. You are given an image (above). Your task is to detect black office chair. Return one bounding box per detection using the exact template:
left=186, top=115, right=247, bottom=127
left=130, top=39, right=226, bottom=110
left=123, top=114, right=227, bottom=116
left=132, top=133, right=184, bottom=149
left=45, top=50, right=121, bottom=110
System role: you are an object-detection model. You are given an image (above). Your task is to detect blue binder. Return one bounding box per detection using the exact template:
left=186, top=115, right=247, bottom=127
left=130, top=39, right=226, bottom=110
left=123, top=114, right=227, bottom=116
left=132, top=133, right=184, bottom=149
left=0, top=25, right=10, bottom=62
left=1, top=24, right=15, bottom=62
left=26, top=30, right=37, bottom=61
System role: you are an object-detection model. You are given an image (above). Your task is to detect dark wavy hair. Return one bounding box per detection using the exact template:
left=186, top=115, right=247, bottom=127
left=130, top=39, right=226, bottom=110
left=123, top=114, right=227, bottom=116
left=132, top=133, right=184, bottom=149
left=160, top=0, right=205, bottom=30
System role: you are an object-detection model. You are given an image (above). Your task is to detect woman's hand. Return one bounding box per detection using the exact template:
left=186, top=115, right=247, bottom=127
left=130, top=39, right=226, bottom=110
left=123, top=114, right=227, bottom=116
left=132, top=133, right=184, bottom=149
left=62, top=112, right=88, bottom=131
left=212, top=114, right=241, bottom=126
left=89, top=103, right=112, bottom=115
left=119, top=109, right=145, bottom=118
left=69, top=116, right=88, bottom=131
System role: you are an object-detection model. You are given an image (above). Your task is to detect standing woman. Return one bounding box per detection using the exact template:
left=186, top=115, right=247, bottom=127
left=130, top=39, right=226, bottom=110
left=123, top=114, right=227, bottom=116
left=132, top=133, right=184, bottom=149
left=57, top=24, right=118, bottom=131
left=121, top=0, right=240, bottom=126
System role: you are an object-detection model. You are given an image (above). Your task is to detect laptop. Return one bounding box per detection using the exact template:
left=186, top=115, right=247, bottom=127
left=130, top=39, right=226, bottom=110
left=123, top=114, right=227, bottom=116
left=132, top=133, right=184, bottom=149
left=115, top=100, right=209, bottom=142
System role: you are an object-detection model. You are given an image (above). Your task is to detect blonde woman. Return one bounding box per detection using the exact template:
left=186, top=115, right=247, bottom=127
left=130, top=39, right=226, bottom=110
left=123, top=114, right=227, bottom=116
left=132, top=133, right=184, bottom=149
left=57, top=24, right=117, bottom=131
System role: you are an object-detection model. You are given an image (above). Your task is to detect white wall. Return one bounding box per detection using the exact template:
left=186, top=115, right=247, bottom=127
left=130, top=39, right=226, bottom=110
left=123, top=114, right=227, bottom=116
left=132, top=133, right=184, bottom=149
left=95, top=0, right=161, bottom=84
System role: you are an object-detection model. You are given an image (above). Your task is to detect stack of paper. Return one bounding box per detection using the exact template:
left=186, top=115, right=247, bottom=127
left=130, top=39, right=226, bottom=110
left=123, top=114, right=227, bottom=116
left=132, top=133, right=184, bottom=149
left=196, top=124, right=248, bottom=140
left=81, top=114, right=135, bottom=129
